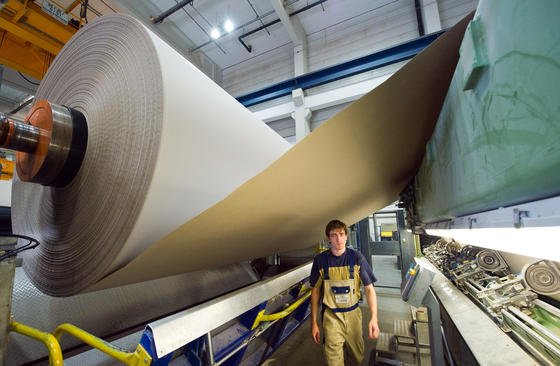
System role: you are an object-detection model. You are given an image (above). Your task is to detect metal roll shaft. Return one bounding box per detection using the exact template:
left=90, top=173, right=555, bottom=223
left=0, top=100, right=87, bottom=187
left=0, top=114, right=41, bottom=153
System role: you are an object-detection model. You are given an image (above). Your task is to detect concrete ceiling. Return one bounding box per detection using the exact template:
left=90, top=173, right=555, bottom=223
left=145, top=0, right=395, bottom=69
left=0, top=0, right=395, bottom=110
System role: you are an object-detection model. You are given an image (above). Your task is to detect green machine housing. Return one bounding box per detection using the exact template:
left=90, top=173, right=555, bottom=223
left=414, top=0, right=560, bottom=224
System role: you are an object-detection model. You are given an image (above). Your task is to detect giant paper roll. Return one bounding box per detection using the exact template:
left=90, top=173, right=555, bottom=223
left=14, top=13, right=472, bottom=296
left=13, top=14, right=290, bottom=296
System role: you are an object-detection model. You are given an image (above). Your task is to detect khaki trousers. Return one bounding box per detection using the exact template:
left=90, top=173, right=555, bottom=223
left=323, top=307, right=364, bottom=366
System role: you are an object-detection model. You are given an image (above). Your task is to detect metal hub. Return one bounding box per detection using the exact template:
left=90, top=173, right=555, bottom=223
left=476, top=249, right=507, bottom=272
left=523, top=260, right=560, bottom=296
left=0, top=100, right=88, bottom=187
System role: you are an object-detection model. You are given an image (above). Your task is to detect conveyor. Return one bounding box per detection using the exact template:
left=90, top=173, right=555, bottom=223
left=410, top=257, right=539, bottom=366
left=417, top=241, right=560, bottom=365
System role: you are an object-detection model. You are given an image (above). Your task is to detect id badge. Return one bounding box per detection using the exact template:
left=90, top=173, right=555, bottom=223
left=335, top=293, right=350, bottom=304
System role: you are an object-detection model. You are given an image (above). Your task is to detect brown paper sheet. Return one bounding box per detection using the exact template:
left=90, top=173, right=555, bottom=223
left=89, top=15, right=472, bottom=291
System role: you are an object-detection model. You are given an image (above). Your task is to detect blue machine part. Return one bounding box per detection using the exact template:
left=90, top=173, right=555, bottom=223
left=139, top=328, right=173, bottom=366
left=183, top=337, right=207, bottom=366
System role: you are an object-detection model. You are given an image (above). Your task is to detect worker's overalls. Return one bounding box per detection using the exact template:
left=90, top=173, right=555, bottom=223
left=321, top=250, right=364, bottom=366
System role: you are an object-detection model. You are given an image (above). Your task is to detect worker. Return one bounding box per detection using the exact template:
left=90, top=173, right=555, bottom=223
left=310, top=219, right=379, bottom=365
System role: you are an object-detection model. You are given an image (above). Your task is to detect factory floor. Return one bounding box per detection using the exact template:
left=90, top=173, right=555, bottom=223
left=263, top=255, right=418, bottom=365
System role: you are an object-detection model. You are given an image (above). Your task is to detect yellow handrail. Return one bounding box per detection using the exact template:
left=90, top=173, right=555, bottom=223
left=9, top=320, right=151, bottom=365
left=9, top=320, right=63, bottom=366
left=251, top=289, right=312, bottom=330
left=53, top=323, right=151, bottom=365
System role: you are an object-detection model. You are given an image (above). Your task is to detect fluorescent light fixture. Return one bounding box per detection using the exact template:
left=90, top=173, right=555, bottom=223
left=210, top=28, right=220, bottom=39
left=224, top=19, right=234, bottom=33
left=425, top=227, right=560, bottom=262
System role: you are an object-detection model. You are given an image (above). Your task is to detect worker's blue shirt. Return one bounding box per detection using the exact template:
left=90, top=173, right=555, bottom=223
left=309, top=248, right=377, bottom=287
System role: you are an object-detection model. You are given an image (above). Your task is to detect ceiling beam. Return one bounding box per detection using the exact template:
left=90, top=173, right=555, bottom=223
left=150, top=0, right=194, bottom=24
left=110, top=0, right=223, bottom=83
left=270, top=0, right=304, bottom=45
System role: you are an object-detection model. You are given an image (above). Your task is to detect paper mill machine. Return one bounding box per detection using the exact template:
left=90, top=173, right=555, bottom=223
left=1, top=1, right=559, bottom=365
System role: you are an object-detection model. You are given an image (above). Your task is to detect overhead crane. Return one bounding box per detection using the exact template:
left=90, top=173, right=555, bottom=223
left=0, top=0, right=85, bottom=80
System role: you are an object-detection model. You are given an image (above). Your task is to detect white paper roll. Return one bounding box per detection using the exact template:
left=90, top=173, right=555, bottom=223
left=13, top=14, right=290, bottom=296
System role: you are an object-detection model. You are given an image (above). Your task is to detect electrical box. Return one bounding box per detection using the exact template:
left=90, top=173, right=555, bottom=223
left=401, top=260, right=435, bottom=307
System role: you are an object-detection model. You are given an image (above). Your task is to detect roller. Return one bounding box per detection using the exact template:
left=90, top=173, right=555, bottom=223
left=476, top=249, right=509, bottom=273
left=522, top=260, right=560, bottom=297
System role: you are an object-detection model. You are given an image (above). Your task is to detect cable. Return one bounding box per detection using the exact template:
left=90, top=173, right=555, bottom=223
left=17, top=72, right=40, bottom=86
left=80, top=0, right=89, bottom=24
left=0, top=233, right=40, bottom=262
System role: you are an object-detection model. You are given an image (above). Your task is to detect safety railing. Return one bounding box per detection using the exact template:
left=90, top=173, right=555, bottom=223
left=251, top=288, right=311, bottom=330
left=9, top=320, right=152, bottom=365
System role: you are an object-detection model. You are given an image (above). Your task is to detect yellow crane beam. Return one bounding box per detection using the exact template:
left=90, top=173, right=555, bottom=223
left=0, top=0, right=80, bottom=79
left=64, top=0, right=82, bottom=13
left=2, top=0, right=77, bottom=43
left=0, top=29, right=54, bottom=79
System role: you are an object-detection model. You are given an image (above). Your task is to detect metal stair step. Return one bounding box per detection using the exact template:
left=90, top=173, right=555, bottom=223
left=412, top=306, right=429, bottom=323
left=416, top=322, right=430, bottom=347
left=375, top=332, right=396, bottom=354
left=420, top=353, right=432, bottom=366
left=396, top=344, right=431, bottom=354
left=393, top=319, right=415, bottom=340
left=374, top=355, right=404, bottom=366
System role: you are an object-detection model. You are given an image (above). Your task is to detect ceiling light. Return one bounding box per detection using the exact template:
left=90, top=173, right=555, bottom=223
left=425, top=227, right=560, bottom=262
left=210, top=28, right=220, bottom=39
left=224, top=19, right=234, bottom=33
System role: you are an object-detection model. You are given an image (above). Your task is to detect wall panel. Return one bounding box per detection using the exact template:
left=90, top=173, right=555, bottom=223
left=439, top=0, right=478, bottom=29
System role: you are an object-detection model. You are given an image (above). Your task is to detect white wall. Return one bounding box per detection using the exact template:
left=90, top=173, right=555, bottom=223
left=310, top=102, right=350, bottom=131
left=0, top=68, right=38, bottom=113
left=268, top=117, right=295, bottom=143
left=306, top=1, right=417, bottom=73
left=439, top=0, right=478, bottom=29
left=223, top=0, right=419, bottom=97
left=225, top=0, right=478, bottom=141
left=223, top=43, right=295, bottom=98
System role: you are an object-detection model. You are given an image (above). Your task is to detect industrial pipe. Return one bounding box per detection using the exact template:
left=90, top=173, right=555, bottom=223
left=239, top=0, right=328, bottom=52
left=415, top=0, right=426, bottom=36
left=151, top=0, right=194, bottom=24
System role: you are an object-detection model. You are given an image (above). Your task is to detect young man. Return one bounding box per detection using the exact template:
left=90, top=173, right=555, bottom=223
left=310, top=219, right=379, bottom=365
